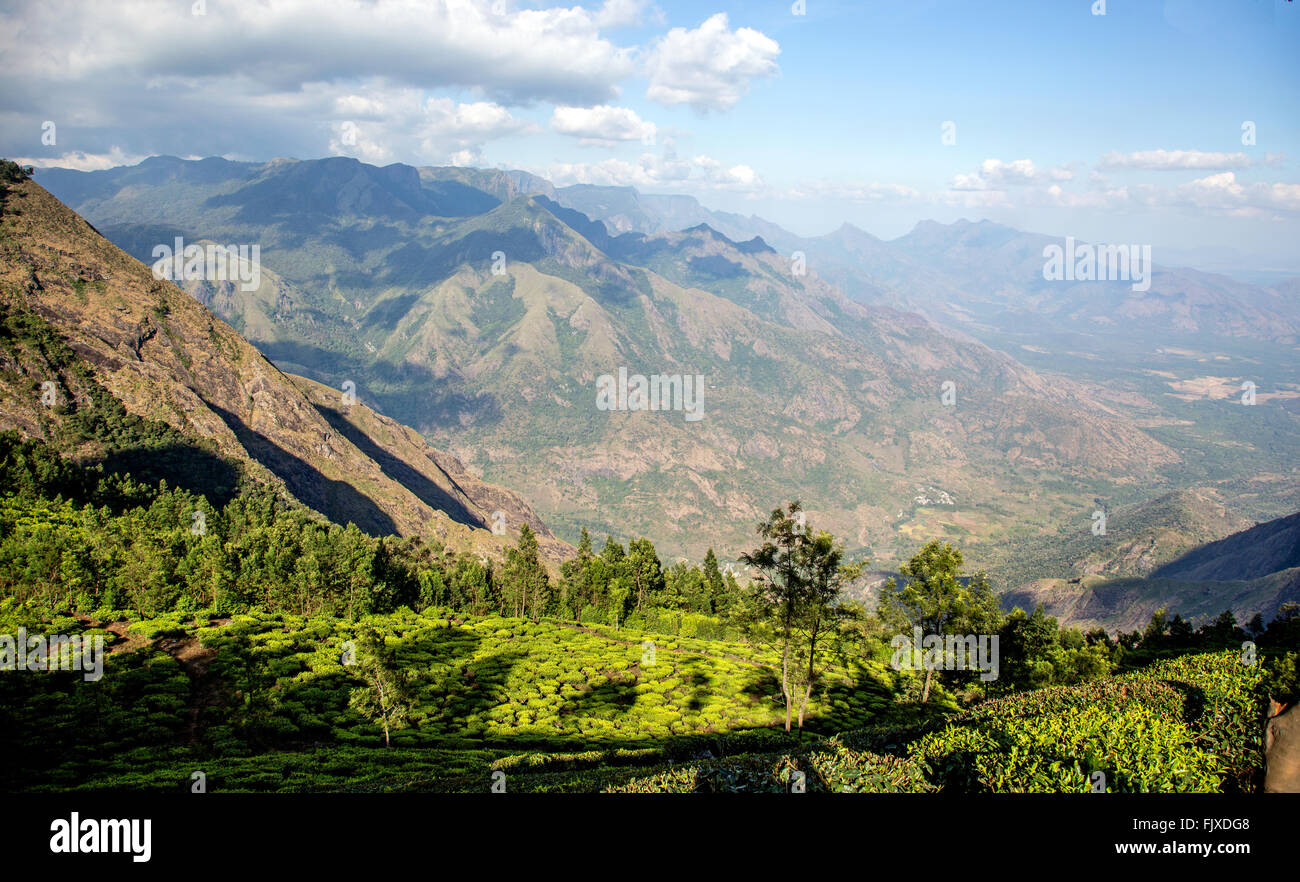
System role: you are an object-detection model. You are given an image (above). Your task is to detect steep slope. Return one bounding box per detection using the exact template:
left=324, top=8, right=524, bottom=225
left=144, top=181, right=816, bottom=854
left=0, top=172, right=564, bottom=561
left=1152, top=511, right=1300, bottom=582
left=1001, top=505, right=1300, bottom=631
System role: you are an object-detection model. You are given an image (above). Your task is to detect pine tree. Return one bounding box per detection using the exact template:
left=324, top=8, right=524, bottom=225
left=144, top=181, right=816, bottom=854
left=703, top=547, right=726, bottom=613
left=502, top=523, right=550, bottom=621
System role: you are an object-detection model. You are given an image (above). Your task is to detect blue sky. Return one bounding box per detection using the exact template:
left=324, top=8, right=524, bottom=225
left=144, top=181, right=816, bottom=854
left=2, top=0, right=1297, bottom=266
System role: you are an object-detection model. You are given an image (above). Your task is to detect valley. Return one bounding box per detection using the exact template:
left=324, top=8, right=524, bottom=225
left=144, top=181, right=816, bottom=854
left=38, top=155, right=1300, bottom=603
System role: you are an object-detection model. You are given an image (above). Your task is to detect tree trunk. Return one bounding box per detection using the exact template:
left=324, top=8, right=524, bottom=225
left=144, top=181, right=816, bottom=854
left=798, top=618, right=820, bottom=733
left=781, top=642, right=793, bottom=732
left=921, top=665, right=934, bottom=704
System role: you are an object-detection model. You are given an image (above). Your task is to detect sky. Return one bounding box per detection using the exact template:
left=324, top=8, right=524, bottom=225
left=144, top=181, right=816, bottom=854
left=2, top=0, right=1298, bottom=268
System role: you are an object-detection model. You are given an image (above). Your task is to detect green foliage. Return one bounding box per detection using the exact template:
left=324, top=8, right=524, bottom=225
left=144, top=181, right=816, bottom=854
left=0, top=456, right=1283, bottom=795
left=877, top=539, right=1002, bottom=703
left=612, top=651, right=1265, bottom=794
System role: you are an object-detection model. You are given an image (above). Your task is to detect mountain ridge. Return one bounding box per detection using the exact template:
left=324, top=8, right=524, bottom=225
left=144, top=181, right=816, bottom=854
left=34, top=155, right=1191, bottom=568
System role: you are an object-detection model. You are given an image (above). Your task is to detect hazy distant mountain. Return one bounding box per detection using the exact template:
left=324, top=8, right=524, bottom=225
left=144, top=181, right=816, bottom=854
left=550, top=185, right=1300, bottom=346
left=39, top=156, right=1185, bottom=566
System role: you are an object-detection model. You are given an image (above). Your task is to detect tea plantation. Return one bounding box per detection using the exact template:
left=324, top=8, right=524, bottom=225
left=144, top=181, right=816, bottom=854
left=0, top=600, right=1272, bottom=793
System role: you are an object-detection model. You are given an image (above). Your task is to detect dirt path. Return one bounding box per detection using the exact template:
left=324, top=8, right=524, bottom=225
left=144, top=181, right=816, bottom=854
left=74, top=614, right=231, bottom=746
left=155, top=635, right=222, bottom=746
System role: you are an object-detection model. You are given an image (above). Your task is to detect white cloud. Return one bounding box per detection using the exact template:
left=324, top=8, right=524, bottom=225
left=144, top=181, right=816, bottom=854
left=1097, top=149, right=1255, bottom=171
left=550, top=105, right=656, bottom=145
left=542, top=141, right=764, bottom=192
left=328, top=88, right=536, bottom=166
left=1044, top=183, right=1131, bottom=210
left=645, top=13, right=779, bottom=112
left=948, top=158, right=1072, bottom=191
left=594, top=0, right=655, bottom=29
left=13, top=147, right=149, bottom=171
left=1168, top=171, right=1300, bottom=214
left=1, top=0, right=635, bottom=106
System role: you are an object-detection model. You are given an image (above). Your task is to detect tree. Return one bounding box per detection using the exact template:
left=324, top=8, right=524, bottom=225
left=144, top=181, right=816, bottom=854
left=1197, top=609, right=1245, bottom=648
left=626, top=537, right=665, bottom=612
left=348, top=628, right=414, bottom=748
left=791, top=530, right=862, bottom=731
left=739, top=502, right=807, bottom=732
left=501, top=523, right=550, bottom=620
left=558, top=527, right=593, bottom=622
left=996, top=605, right=1059, bottom=693
left=599, top=536, right=631, bottom=626
left=702, top=547, right=727, bottom=613
left=877, top=540, right=1001, bottom=703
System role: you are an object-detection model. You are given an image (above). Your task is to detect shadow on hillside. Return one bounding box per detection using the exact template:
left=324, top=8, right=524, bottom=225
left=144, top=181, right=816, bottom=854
left=253, top=340, right=505, bottom=432
left=310, top=401, right=486, bottom=531
left=272, top=623, right=526, bottom=747
left=678, top=657, right=714, bottom=712
left=363, top=293, right=421, bottom=331
left=559, top=672, right=641, bottom=720
left=205, top=401, right=398, bottom=536
left=376, top=228, right=548, bottom=290
left=90, top=442, right=242, bottom=508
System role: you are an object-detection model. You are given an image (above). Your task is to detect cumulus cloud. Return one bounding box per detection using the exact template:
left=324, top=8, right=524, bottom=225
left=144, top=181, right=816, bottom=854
left=950, top=158, right=1066, bottom=191
left=12, top=147, right=150, bottom=171
left=550, top=105, right=657, bottom=146
left=645, top=13, right=780, bottom=112
left=594, top=0, right=656, bottom=29
left=326, top=88, right=535, bottom=166
left=1, top=0, right=635, bottom=106
left=1169, top=171, right=1300, bottom=214
left=0, top=0, right=639, bottom=167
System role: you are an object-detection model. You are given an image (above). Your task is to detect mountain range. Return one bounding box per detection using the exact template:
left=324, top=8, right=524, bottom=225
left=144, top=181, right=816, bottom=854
left=26, top=155, right=1300, bottom=626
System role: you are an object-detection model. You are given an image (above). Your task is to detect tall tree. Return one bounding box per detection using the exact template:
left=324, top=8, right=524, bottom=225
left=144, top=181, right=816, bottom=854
left=502, top=523, right=550, bottom=621
left=627, top=537, right=665, bottom=612
left=558, top=526, right=593, bottom=622
left=877, top=540, right=1000, bottom=703
left=791, top=530, right=862, bottom=732
left=702, top=547, right=726, bottom=613
left=740, top=501, right=811, bottom=733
